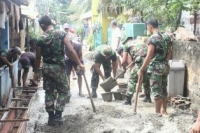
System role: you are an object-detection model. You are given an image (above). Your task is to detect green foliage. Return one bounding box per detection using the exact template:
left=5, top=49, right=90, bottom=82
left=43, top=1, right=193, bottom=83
left=79, top=0, right=92, bottom=14
left=111, top=0, right=200, bottom=30
left=28, top=25, right=38, bottom=39
left=86, top=34, right=95, bottom=50
left=38, top=0, right=74, bottom=24
left=75, top=25, right=84, bottom=40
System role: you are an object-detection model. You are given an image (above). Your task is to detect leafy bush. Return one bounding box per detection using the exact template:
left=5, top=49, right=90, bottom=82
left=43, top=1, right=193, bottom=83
left=86, top=34, right=95, bottom=51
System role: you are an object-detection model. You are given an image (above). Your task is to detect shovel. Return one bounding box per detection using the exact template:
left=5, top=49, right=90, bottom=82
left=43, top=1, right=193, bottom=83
left=133, top=75, right=143, bottom=114
left=100, top=61, right=134, bottom=92
left=83, top=73, right=96, bottom=113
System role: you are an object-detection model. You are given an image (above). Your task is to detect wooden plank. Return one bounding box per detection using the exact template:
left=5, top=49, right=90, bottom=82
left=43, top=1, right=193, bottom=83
left=9, top=107, right=28, bottom=110
left=22, top=90, right=36, bottom=93
left=11, top=98, right=30, bottom=101
left=0, top=119, right=29, bottom=122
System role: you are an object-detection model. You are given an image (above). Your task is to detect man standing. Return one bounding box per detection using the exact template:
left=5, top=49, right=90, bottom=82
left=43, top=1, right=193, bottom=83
left=121, top=35, right=151, bottom=105
left=0, top=47, right=21, bottom=87
left=18, top=52, right=37, bottom=87
left=35, top=15, right=84, bottom=126
left=137, top=19, right=172, bottom=115
left=65, top=38, right=84, bottom=97
left=111, top=20, right=121, bottom=51
left=91, top=45, right=118, bottom=98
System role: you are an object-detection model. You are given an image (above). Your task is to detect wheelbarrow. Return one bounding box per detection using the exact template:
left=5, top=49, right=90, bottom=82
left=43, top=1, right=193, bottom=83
left=100, top=62, right=134, bottom=92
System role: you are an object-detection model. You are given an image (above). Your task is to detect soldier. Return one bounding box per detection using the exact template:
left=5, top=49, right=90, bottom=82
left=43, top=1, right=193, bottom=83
left=0, top=47, right=21, bottom=87
left=137, top=19, right=172, bottom=115
left=90, top=45, right=118, bottom=98
left=35, top=15, right=84, bottom=126
left=121, top=35, right=151, bottom=105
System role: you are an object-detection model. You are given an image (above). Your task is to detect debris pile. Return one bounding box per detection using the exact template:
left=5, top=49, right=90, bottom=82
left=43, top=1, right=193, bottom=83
left=170, top=95, right=191, bottom=110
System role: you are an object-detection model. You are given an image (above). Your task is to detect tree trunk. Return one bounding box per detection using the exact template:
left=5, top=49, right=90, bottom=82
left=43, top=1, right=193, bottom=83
left=175, top=5, right=183, bottom=30
left=193, top=11, right=197, bottom=35
left=140, top=11, right=144, bottom=22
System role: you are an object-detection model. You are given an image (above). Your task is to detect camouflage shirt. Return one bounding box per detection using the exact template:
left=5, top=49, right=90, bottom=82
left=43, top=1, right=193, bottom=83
left=37, top=30, right=66, bottom=66
left=94, top=45, right=117, bottom=64
left=147, top=32, right=172, bottom=62
left=122, top=40, right=147, bottom=61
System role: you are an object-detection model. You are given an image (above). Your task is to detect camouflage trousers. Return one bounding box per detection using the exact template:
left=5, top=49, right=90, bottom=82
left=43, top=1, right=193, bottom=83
left=42, top=63, right=69, bottom=112
left=126, top=63, right=150, bottom=96
left=91, top=61, right=111, bottom=90
left=147, top=62, right=169, bottom=99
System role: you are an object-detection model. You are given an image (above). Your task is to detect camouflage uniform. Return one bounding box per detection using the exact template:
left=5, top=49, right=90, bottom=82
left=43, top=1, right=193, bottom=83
left=37, top=30, right=69, bottom=112
left=122, top=41, right=150, bottom=99
left=91, top=45, right=117, bottom=96
left=147, top=32, right=172, bottom=99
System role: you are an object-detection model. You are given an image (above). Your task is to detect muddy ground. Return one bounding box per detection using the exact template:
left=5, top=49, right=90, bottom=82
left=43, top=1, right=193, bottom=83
left=26, top=47, right=196, bottom=133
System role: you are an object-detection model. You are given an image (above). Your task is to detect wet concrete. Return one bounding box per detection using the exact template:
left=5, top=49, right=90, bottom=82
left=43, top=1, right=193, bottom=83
left=26, top=47, right=196, bottom=133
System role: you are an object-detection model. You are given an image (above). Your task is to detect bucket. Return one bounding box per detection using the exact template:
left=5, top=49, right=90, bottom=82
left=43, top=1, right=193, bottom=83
left=117, top=88, right=127, bottom=93
left=101, top=92, right=113, bottom=102
left=118, top=83, right=127, bottom=88
left=100, top=77, right=117, bottom=92
left=121, top=93, right=127, bottom=100
left=112, top=91, right=122, bottom=100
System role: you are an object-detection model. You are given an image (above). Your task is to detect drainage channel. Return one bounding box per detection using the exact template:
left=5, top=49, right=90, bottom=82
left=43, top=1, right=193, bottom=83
left=0, top=86, right=41, bottom=133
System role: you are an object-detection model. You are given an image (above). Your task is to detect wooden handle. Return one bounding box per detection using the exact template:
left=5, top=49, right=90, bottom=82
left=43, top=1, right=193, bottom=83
left=115, top=61, right=134, bottom=80
left=134, top=75, right=143, bottom=113
left=83, top=73, right=96, bottom=113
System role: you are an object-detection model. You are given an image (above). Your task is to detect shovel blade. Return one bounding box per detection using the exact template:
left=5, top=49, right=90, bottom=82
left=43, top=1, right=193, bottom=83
left=100, top=77, right=118, bottom=92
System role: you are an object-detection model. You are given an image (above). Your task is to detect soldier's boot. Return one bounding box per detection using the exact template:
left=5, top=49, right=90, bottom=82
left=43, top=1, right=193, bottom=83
left=87, top=88, right=97, bottom=99
left=142, top=92, right=152, bottom=103
left=123, top=95, right=132, bottom=105
left=48, top=111, right=65, bottom=126
left=47, top=111, right=55, bottom=126
left=92, top=89, right=97, bottom=98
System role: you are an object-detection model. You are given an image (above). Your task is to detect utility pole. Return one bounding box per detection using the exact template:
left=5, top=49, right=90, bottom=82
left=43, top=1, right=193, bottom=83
left=46, top=0, right=49, bottom=16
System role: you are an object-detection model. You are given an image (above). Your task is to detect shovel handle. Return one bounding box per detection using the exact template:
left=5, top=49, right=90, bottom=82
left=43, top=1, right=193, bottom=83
left=134, top=75, right=143, bottom=113
left=115, top=61, right=134, bottom=80
left=83, top=73, right=96, bottom=113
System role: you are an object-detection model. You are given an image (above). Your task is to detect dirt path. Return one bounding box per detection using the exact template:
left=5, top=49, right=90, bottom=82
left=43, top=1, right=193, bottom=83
left=26, top=47, right=196, bottom=133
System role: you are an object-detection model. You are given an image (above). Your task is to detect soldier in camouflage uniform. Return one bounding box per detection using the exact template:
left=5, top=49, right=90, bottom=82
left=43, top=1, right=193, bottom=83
left=138, top=19, right=172, bottom=115
left=0, top=47, right=21, bottom=87
left=121, top=34, right=151, bottom=105
left=35, top=15, right=84, bottom=126
left=90, top=45, right=118, bottom=98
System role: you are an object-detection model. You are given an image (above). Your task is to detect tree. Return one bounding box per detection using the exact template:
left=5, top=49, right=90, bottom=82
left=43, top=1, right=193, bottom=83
left=111, top=0, right=200, bottom=32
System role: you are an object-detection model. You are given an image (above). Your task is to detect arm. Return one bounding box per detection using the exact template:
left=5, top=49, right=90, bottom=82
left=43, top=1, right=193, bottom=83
left=18, top=70, right=21, bottom=86
left=112, top=61, right=117, bottom=78
left=64, top=35, right=82, bottom=66
left=116, top=37, right=121, bottom=50
left=167, top=46, right=172, bottom=62
left=191, top=111, right=200, bottom=133
left=138, top=44, right=155, bottom=77
left=0, top=57, right=13, bottom=78
left=121, top=51, right=128, bottom=66
left=22, top=68, right=29, bottom=87
left=94, top=63, right=105, bottom=80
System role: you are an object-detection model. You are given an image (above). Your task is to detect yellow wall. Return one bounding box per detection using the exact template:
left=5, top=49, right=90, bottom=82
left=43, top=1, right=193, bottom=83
left=92, top=0, right=99, bottom=23
left=102, top=14, right=110, bottom=44
left=91, top=0, right=127, bottom=44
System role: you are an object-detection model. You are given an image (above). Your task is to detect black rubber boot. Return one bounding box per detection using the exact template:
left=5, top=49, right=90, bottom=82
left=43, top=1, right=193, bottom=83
left=87, top=88, right=97, bottom=98
left=142, top=92, right=152, bottom=103
left=48, top=111, right=65, bottom=126
left=47, top=111, right=55, bottom=126
left=123, top=95, right=132, bottom=105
